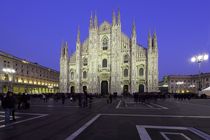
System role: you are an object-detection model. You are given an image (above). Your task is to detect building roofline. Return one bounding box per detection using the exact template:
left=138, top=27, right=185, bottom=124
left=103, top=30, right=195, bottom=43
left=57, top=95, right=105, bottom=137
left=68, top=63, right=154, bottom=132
left=167, top=72, right=210, bottom=78
left=0, top=50, right=59, bottom=73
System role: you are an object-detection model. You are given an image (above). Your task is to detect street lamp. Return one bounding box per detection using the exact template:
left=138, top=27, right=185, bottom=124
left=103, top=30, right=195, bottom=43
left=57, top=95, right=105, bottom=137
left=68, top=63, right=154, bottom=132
left=191, top=53, right=209, bottom=92
left=2, top=68, right=16, bottom=92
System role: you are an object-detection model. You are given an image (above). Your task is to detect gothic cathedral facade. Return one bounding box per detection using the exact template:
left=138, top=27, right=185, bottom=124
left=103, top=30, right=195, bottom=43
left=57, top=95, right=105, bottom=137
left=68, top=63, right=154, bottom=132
left=60, top=11, right=159, bottom=94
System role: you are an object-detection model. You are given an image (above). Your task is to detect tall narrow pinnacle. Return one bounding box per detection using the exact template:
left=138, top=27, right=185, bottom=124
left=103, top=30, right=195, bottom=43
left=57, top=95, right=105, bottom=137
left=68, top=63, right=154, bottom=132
left=132, top=20, right=136, bottom=37
left=117, top=9, right=121, bottom=25
left=94, top=12, right=98, bottom=28
left=89, top=11, right=93, bottom=29
left=112, top=10, right=116, bottom=25
left=152, top=31, right=157, bottom=49
left=65, top=41, right=68, bottom=47
left=148, top=31, right=152, bottom=49
left=153, top=31, right=157, bottom=40
left=148, top=31, right=151, bottom=39
left=77, top=26, right=80, bottom=43
left=63, top=41, right=68, bottom=58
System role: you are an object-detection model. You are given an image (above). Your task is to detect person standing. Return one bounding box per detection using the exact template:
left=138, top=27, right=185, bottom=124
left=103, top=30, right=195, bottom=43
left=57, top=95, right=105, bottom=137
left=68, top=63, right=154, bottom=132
left=62, top=93, right=65, bottom=104
left=10, top=92, right=16, bottom=121
left=2, top=91, right=16, bottom=124
left=109, top=93, right=112, bottom=104
left=83, top=88, right=88, bottom=108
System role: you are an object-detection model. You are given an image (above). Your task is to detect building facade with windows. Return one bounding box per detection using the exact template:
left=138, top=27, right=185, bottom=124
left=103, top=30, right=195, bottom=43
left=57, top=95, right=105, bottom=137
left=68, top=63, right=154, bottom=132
left=60, top=11, right=159, bottom=94
left=163, top=73, right=210, bottom=93
left=0, top=51, right=59, bottom=94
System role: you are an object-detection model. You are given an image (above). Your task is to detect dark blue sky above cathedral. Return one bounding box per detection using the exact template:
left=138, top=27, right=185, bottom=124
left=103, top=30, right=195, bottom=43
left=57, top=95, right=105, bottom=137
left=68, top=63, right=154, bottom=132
left=0, top=0, right=210, bottom=80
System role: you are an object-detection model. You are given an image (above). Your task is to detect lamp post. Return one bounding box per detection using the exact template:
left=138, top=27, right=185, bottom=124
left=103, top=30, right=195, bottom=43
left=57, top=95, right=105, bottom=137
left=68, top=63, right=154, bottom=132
left=191, top=53, right=209, bottom=92
left=2, top=68, right=16, bottom=92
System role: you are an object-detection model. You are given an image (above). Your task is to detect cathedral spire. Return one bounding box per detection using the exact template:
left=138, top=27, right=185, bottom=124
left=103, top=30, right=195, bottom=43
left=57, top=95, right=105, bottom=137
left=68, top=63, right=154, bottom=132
left=89, top=11, right=93, bottom=29
left=62, top=41, right=68, bottom=58
left=64, top=41, right=68, bottom=47
left=94, top=12, right=98, bottom=28
left=77, top=26, right=80, bottom=43
left=148, top=31, right=152, bottom=50
left=132, top=20, right=136, bottom=38
left=112, top=10, right=116, bottom=26
left=117, top=9, right=121, bottom=25
left=152, top=31, right=158, bottom=50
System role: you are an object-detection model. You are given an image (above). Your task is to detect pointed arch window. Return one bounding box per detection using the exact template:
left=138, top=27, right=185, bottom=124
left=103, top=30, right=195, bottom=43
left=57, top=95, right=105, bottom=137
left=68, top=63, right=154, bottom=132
left=83, top=58, right=88, bottom=66
left=139, top=68, right=144, bottom=76
left=102, top=37, right=108, bottom=50
left=71, top=72, right=74, bottom=80
left=102, top=59, right=107, bottom=67
left=124, top=69, right=128, bottom=77
left=124, top=54, right=129, bottom=63
left=83, top=71, right=87, bottom=79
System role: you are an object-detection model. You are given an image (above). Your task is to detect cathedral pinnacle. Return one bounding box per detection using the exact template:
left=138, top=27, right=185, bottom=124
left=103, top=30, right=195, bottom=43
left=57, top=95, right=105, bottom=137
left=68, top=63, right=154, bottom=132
left=77, top=26, right=80, bottom=43
left=148, top=31, right=152, bottom=50
left=94, top=12, right=98, bottom=28
left=112, top=10, right=116, bottom=25
left=148, top=31, right=151, bottom=39
left=132, top=20, right=136, bottom=37
left=117, top=9, right=121, bottom=25
left=153, top=31, right=157, bottom=40
left=152, top=31, right=158, bottom=49
left=64, top=41, right=68, bottom=47
left=89, top=11, right=93, bottom=29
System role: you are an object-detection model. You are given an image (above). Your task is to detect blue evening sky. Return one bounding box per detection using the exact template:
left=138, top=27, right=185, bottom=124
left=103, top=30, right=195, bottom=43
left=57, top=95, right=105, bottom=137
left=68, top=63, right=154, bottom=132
left=0, top=0, right=209, bottom=80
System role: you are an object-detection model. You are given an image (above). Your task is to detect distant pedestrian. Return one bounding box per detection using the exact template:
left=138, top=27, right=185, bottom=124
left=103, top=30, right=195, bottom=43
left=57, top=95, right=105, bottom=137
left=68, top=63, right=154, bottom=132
left=83, top=88, right=88, bottom=108
left=2, top=91, right=16, bottom=124
left=42, top=94, right=46, bottom=102
left=88, top=93, right=93, bottom=108
left=62, top=93, right=65, bottom=104
left=78, top=93, right=82, bottom=107
left=108, top=94, right=112, bottom=104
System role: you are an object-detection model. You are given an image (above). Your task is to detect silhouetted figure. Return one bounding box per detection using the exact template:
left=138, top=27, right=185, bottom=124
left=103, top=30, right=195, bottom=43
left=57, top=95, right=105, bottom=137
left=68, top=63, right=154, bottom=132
left=42, top=94, right=46, bottom=102
left=78, top=93, right=82, bottom=107
left=88, top=94, right=93, bottom=108
left=83, top=88, right=88, bottom=108
left=2, top=91, right=16, bottom=124
left=62, top=93, right=65, bottom=104
left=109, top=94, right=112, bottom=104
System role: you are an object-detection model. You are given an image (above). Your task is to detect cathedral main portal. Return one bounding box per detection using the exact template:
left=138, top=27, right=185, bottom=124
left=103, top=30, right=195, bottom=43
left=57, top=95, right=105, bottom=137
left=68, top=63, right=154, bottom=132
left=101, top=81, right=108, bottom=95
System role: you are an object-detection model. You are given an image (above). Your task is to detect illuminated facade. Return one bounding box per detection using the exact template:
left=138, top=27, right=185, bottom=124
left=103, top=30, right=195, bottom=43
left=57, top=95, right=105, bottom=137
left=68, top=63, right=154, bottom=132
left=0, top=51, right=59, bottom=94
left=60, top=10, right=159, bottom=94
left=165, top=73, right=210, bottom=93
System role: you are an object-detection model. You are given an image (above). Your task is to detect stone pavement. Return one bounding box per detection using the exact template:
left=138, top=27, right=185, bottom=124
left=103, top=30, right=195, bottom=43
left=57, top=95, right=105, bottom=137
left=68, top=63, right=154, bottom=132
left=1, top=97, right=210, bottom=140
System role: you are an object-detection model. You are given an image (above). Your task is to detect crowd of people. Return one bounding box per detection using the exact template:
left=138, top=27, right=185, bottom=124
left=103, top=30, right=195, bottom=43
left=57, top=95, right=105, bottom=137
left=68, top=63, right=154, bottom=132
left=0, top=91, right=30, bottom=124
left=132, top=92, right=166, bottom=103
left=0, top=90, right=205, bottom=125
